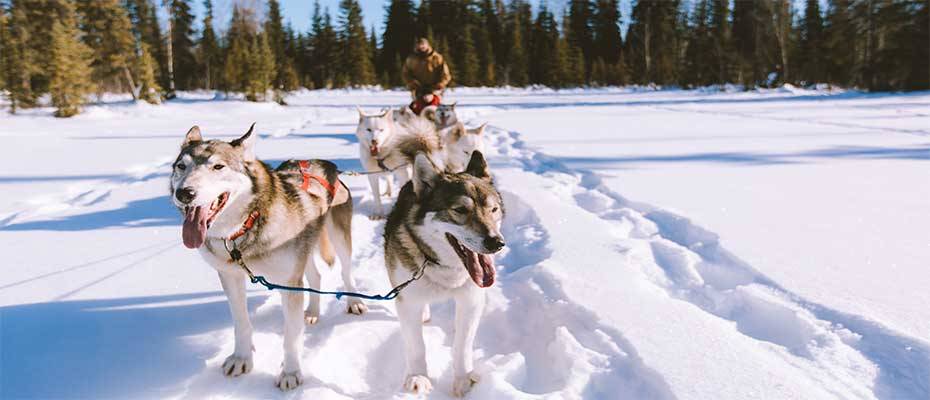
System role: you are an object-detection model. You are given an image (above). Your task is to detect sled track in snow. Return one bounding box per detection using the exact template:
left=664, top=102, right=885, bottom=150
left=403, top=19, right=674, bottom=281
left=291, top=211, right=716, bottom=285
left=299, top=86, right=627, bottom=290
left=489, top=125, right=930, bottom=399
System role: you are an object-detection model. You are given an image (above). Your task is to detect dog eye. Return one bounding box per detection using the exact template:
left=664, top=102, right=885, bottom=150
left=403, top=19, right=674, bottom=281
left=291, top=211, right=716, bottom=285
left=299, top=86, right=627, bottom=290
left=454, top=206, right=468, bottom=214
left=367, top=128, right=372, bottom=132
left=213, top=164, right=225, bottom=170
left=175, top=163, right=186, bottom=171
left=492, top=206, right=499, bottom=213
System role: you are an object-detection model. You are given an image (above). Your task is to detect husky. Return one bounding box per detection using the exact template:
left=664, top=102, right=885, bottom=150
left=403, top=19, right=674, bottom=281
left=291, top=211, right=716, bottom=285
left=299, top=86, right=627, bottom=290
left=422, top=102, right=459, bottom=130
left=442, top=122, right=487, bottom=173
left=383, top=151, right=505, bottom=397
left=169, top=124, right=366, bottom=391
left=355, top=107, right=443, bottom=218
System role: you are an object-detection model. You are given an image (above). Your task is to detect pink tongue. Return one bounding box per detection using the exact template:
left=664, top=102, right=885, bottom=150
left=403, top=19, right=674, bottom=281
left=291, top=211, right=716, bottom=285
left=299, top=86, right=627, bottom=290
left=464, top=250, right=496, bottom=288
left=182, top=206, right=208, bottom=249
left=370, top=144, right=379, bottom=156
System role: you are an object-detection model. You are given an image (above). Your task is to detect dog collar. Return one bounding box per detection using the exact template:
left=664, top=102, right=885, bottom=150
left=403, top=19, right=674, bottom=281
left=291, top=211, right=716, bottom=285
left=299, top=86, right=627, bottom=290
left=228, top=210, right=260, bottom=242
left=298, top=160, right=337, bottom=198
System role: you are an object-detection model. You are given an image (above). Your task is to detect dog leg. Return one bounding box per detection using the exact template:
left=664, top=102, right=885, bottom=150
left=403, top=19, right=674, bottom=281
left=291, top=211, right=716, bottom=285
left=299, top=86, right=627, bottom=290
left=451, top=288, right=486, bottom=397
left=367, top=174, right=384, bottom=219
left=421, top=304, right=431, bottom=323
left=397, top=297, right=432, bottom=395
left=304, top=257, right=321, bottom=325
left=327, top=216, right=367, bottom=315
left=276, top=288, right=305, bottom=391
left=218, top=271, right=254, bottom=377
left=394, top=166, right=411, bottom=191
left=383, top=174, right=393, bottom=198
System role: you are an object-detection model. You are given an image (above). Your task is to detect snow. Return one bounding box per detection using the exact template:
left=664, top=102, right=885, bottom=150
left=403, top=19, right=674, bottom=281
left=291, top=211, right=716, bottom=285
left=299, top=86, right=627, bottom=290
left=1, top=87, right=928, bottom=399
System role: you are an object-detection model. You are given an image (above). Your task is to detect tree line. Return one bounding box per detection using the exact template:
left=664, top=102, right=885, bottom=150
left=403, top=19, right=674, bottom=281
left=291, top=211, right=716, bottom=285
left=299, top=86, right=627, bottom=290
left=1, top=0, right=927, bottom=117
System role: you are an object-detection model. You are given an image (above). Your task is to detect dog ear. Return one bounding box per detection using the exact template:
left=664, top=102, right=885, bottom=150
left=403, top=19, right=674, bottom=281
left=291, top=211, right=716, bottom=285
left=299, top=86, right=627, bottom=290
left=469, top=122, right=487, bottom=136
left=421, top=105, right=437, bottom=121
left=450, top=101, right=457, bottom=109
left=412, top=153, right=440, bottom=197
left=182, top=125, right=202, bottom=147
left=356, top=106, right=365, bottom=119
left=464, top=151, right=490, bottom=180
left=231, top=123, right=257, bottom=162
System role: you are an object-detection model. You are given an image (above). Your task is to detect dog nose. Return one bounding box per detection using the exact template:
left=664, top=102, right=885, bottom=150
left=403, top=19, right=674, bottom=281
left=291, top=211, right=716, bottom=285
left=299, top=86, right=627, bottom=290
left=175, top=187, right=196, bottom=204
left=484, top=236, right=506, bottom=253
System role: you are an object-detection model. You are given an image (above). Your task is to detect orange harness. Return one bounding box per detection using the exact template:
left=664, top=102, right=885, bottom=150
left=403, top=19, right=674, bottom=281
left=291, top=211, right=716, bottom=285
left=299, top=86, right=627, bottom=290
left=227, top=161, right=337, bottom=243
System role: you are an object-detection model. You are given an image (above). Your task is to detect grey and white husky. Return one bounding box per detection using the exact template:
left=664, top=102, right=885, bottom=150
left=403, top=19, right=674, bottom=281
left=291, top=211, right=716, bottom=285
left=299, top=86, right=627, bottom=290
left=169, top=124, right=366, bottom=391
left=422, top=102, right=459, bottom=130
left=355, top=107, right=443, bottom=218
left=383, top=151, right=506, bottom=397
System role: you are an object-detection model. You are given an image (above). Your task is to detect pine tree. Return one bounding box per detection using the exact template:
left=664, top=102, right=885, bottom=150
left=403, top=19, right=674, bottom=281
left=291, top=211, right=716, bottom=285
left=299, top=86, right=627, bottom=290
left=567, top=0, right=595, bottom=79
left=126, top=0, right=166, bottom=88
left=309, top=2, right=339, bottom=88
left=265, top=0, right=295, bottom=92
left=627, top=0, right=681, bottom=85
left=479, top=0, right=503, bottom=85
left=798, top=0, right=826, bottom=85
left=169, top=0, right=196, bottom=90
left=3, top=2, right=35, bottom=111
left=708, top=0, right=732, bottom=83
left=733, top=0, right=780, bottom=87
left=246, top=32, right=276, bottom=101
left=0, top=10, right=7, bottom=93
left=198, top=0, right=220, bottom=90
left=683, top=0, right=714, bottom=86
left=223, top=5, right=257, bottom=94
left=338, top=0, right=375, bottom=85
left=134, top=43, right=161, bottom=104
left=49, top=1, right=95, bottom=117
left=380, top=0, right=418, bottom=86
left=458, top=25, right=479, bottom=86
left=506, top=4, right=529, bottom=86
left=593, top=0, right=623, bottom=65
left=823, top=0, right=855, bottom=86
left=77, top=0, right=137, bottom=94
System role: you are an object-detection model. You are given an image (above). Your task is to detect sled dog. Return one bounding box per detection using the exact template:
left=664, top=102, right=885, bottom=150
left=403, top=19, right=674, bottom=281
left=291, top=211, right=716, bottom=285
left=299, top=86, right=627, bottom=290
left=169, top=124, right=366, bottom=391
left=355, top=107, right=443, bottom=218
left=442, top=122, right=487, bottom=173
left=383, top=151, right=505, bottom=397
left=422, top=102, right=459, bottom=130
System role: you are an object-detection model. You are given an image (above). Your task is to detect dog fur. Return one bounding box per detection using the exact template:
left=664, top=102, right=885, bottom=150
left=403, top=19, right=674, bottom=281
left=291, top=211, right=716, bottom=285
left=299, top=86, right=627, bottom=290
left=169, top=125, right=366, bottom=391
left=442, top=122, right=488, bottom=173
left=355, top=107, right=444, bottom=218
left=383, top=151, right=505, bottom=397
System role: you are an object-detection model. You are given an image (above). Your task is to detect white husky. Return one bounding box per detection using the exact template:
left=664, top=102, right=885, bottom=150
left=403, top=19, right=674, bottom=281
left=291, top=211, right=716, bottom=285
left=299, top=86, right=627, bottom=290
left=442, top=122, right=487, bottom=173
left=355, top=106, right=443, bottom=218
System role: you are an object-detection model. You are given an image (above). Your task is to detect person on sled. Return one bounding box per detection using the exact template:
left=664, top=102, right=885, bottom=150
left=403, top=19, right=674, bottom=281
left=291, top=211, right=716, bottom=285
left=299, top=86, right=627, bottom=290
left=402, top=37, right=451, bottom=115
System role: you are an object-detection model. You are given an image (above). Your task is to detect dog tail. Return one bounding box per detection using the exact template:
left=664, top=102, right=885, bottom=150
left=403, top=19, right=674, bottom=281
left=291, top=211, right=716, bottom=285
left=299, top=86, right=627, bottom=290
left=318, top=226, right=336, bottom=267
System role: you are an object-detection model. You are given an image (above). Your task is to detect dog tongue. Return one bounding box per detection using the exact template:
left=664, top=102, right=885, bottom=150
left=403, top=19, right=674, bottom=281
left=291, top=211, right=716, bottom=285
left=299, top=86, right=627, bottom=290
left=464, top=249, right=496, bottom=288
left=369, top=144, right=379, bottom=156
left=182, top=206, right=208, bottom=249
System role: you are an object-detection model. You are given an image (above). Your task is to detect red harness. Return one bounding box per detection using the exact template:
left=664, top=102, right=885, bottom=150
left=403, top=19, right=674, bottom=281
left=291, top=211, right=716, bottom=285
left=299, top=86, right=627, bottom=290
left=227, top=161, right=337, bottom=243
left=297, top=160, right=337, bottom=198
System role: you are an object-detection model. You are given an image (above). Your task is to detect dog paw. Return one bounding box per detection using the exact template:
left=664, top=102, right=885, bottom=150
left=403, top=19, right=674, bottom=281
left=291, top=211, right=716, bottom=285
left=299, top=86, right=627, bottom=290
left=452, top=372, right=479, bottom=397
left=404, top=374, right=433, bottom=395
left=275, top=370, right=303, bottom=391
left=304, top=310, right=319, bottom=325
left=221, top=354, right=253, bottom=377
left=347, top=298, right=368, bottom=315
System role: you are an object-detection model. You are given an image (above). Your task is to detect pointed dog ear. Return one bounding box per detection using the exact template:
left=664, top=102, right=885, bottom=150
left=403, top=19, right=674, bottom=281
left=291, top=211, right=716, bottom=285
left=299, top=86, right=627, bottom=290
left=230, top=123, right=257, bottom=162
left=464, top=151, right=490, bottom=180
left=182, top=125, right=202, bottom=147
left=356, top=105, right=365, bottom=119
left=412, top=153, right=440, bottom=197
left=469, top=122, right=487, bottom=136
left=450, top=101, right=457, bottom=109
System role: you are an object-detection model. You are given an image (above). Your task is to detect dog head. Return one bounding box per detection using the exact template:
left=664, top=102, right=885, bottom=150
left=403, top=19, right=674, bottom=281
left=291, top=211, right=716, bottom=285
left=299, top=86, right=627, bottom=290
left=412, top=151, right=504, bottom=288
left=170, top=125, right=257, bottom=249
left=356, top=106, right=395, bottom=157
left=443, top=122, right=487, bottom=173
left=423, top=102, right=458, bottom=128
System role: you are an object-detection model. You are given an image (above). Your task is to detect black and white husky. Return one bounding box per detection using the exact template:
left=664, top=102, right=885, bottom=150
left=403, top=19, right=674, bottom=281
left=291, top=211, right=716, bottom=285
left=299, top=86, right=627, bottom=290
left=383, top=151, right=506, bottom=397
left=169, top=124, right=366, bottom=391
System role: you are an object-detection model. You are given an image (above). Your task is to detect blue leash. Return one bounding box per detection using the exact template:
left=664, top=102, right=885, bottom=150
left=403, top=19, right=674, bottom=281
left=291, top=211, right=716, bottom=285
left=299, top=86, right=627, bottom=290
left=224, top=238, right=428, bottom=301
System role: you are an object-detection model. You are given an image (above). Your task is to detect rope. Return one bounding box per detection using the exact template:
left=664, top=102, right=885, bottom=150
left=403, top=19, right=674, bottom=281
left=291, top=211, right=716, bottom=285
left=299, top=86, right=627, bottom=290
left=337, top=162, right=408, bottom=177
left=223, top=238, right=428, bottom=301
